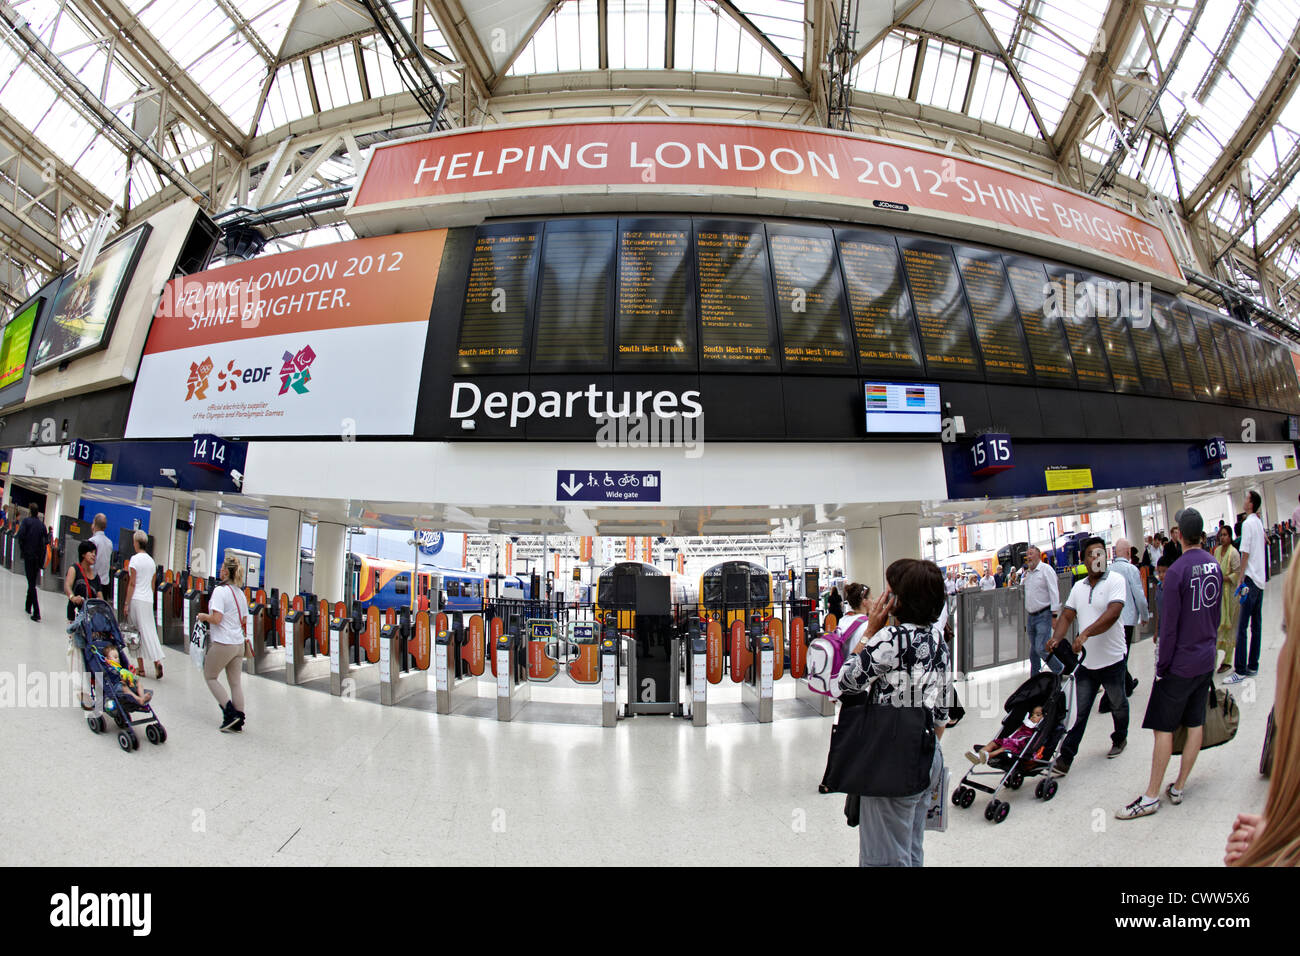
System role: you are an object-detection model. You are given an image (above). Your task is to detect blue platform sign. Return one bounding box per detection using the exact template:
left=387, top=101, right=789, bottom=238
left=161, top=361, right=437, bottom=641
left=557, top=470, right=661, bottom=502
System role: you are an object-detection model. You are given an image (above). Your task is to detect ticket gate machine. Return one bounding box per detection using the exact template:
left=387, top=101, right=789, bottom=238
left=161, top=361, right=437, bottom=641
left=113, top=564, right=131, bottom=623
left=435, top=611, right=487, bottom=714
left=741, top=613, right=777, bottom=724
left=794, top=615, right=835, bottom=717
left=243, top=588, right=284, bottom=674
left=494, top=623, right=529, bottom=721
left=331, top=602, right=380, bottom=696
left=181, top=576, right=208, bottom=654
left=157, top=570, right=184, bottom=647
left=284, top=594, right=329, bottom=685
left=379, top=607, right=428, bottom=705
left=2, top=523, right=12, bottom=571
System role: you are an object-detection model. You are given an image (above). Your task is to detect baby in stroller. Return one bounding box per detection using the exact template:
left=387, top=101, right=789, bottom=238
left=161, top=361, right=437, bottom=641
left=99, top=645, right=153, bottom=707
left=965, top=705, right=1045, bottom=765
left=74, top=598, right=167, bottom=752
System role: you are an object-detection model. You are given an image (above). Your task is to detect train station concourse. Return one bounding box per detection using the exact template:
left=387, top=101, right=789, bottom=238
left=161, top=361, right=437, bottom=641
left=3, top=0, right=1300, bottom=908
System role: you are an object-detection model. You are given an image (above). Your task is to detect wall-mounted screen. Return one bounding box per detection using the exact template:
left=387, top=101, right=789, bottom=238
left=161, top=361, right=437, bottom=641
left=0, top=300, right=39, bottom=389
left=898, top=239, right=983, bottom=381
left=532, top=219, right=615, bottom=371
left=695, top=220, right=778, bottom=369
left=836, top=230, right=923, bottom=375
left=1149, top=297, right=1193, bottom=400
left=864, top=381, right=941, bottom=433
left=768, top=224, right=854, bottom=370
left=32, top=223, right=151, bottom=372
left=615, top=219, right=695, bottom=369
left=953, top=247, right=1032, bottom=384
left=1164, top=300, right=1212, bottom=401
left=456, top=223, right=539, bottom=373
left=1002, top=256, right=1075, bottom=386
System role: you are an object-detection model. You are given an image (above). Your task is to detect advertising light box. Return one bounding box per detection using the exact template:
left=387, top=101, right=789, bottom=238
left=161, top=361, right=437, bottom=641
left=0, top=300, right=39, bottom=388
left=125, top=230, right=446, bottom=438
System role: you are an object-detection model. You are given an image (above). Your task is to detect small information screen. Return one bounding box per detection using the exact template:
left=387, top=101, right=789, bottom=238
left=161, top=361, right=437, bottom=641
left=768, top=225, right=854, bottom=370
left=864, top=381, right=942, bottom=433
left=897, top=239, right=983, bottom=381
left=954, top=247, right=1032, bottom=384
left=615, top=220, right=696, bottom=369
left=1002, top=257, right=1075, bottom=386
left=836, top=230, right=924, bottom=374
left=695, top=221, right=779, bottom=369
left=456, top=225, right=538, bottom=373
left=533, top=221, right=615, bottom=371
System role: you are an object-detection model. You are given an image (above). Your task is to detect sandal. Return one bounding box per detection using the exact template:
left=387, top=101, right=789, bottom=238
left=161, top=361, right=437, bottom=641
left=155, top=662, right=164, bottom=679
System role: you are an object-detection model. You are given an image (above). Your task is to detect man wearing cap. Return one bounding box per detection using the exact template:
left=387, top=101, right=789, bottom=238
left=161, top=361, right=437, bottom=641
left=1116, top=508, right=1220, bottom=819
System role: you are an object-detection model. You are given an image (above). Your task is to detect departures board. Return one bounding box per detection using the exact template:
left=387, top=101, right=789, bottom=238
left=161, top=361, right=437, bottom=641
left=452, top=215, right=1300, bottom=414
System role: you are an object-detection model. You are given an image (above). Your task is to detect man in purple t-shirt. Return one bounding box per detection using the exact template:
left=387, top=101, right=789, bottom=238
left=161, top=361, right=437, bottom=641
left=1117, top=507, right=1221, bottom=820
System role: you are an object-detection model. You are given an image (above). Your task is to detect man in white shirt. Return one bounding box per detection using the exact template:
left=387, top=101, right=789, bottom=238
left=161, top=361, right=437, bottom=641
left=89, top=513, right=113, bottom=599
left=1046, top=537, right=1129, bottom=773
left=1022, top=546, right=1062, bottom=677
left=1226, top=491, right=1268, bottom=683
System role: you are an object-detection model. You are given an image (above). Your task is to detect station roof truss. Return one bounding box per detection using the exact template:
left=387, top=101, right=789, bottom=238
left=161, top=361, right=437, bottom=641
left=4, top=1, right=1300, bottom=334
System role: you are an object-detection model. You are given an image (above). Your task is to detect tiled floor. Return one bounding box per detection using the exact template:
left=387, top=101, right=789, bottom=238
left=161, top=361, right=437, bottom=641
left=0, top=567, right=1282, bottom=866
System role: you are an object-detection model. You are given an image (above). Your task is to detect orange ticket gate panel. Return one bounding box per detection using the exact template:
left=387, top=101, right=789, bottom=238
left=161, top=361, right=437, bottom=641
left=243, top=588, right=286, bottom=676
left=379, top=607, right=428, bottom=706
left=527, top=620, right=560, bottom=682
left=567, top=621, right=600, bottom=684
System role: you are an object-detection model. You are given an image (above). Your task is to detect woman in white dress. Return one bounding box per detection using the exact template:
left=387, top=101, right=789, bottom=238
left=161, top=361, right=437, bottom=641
left=127, top=531, right=164, bottom=678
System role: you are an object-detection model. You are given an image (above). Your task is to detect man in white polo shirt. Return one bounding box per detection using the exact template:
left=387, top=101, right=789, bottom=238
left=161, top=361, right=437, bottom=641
left=1046, top=536, right=1129, bottom=774
left=1226, top=490, right=1267, bottom=684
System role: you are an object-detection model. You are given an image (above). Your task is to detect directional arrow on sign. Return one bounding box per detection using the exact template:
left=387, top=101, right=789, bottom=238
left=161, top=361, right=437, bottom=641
left=560, top=473, right=582, bottom=497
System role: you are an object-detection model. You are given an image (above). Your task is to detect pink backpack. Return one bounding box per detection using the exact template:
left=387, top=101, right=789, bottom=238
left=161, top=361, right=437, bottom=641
left=805, top=616, right=869, bottom=698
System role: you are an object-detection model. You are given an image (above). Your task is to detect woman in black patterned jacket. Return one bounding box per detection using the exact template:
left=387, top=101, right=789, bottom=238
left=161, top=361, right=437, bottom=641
left=837, top=558, right=952, bottom=867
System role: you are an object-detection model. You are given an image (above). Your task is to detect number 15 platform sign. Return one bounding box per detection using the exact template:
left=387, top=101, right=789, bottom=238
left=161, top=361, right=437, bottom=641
left=557, top=471, right=661, bottom=502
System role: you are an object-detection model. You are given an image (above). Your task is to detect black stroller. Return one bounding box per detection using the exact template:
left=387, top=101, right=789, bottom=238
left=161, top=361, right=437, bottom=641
left=951, top=642, right=1080, bottom=823
left=71, top=599, right=167, bottom=753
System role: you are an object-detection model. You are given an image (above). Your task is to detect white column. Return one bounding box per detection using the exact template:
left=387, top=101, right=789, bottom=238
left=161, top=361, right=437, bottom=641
left=265, top=506, right=302, bottom=598
left=843, top=505, right=882, bottom=597
left=48, top=479, right=83, bottom=533
left=313, top=521, right=347, bottom=603
left=880, top=510, right=923, bottom=573
left=1122, top=503, right=1145, bottom=543
left=148, top=494, right=179, bottom=571
left=1161, top=488, right=1186, bottom=533
left=190, top=507, right=220, bottom=579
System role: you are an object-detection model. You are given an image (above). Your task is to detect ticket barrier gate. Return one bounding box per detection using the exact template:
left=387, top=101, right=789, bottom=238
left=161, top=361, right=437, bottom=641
left=2, top=523, right=12, bottom=571
left=41, top=540, right=63, bottom=593
left=686, top=620, right=708, bottom=727
left=741, top=615, right=776, bottom=724
left=435, top=610, right=487, bottom=714
left=243, top=588, right=284, bottom=674
left=793, top=615, right=835, bottom=717
left=181, top=577, right=209, bottom=658
left=624, top=613, right=682, bottom=717
left=284, top=595, right=329, bottom=685
left=157, top=570, right=184, bottom=647
left=379, top=607, right=428, bottom=705
left=331, top=602, right=380, bottom=696
left=494, top=624, right=529, bottom=721
left=113, top=565, right=131, bottom=623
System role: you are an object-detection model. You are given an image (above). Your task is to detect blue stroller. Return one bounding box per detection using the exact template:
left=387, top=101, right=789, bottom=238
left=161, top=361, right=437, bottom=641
left=71, top=599, right=167, bottom=753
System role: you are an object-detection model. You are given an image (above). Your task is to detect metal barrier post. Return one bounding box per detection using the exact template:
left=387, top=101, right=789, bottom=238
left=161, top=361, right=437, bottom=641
left=741, top=627, right=774, bottom=723
left=495, top=626, right=530, bottom=720
left=600, top=635, right=619, bottom=727
left=689, top=625, right=707, bottom=727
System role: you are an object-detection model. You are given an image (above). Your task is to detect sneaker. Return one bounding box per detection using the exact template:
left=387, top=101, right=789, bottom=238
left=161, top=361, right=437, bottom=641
left=1108, top=741, right=1127, bottom=758
left=1244, top=669, right=1259, bottom=677
left=219, top=702, right=241, bottom=732
left=1223, top=672, right=1247, bottom=685
left=1052, top=757, right=1071, bottom=776
left=1165, top=783, right=1183, bottom=805
left=232, top=710, right=245, bottom=732
left=964, top=749, right=987, bottom=765
left=1116, top=796, right=1160, bottom=820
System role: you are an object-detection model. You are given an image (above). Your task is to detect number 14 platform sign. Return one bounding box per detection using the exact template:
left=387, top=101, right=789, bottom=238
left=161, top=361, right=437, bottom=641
left=557, top=471, right=661, bottom=502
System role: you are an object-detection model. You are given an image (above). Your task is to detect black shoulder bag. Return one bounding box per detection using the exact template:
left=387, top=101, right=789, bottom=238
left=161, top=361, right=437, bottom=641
left=820, top=626, right=937, bottom=799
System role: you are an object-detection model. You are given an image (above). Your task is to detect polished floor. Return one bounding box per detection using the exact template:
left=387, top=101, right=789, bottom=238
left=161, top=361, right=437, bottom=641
left=0, top=566, right=1282, bottom=866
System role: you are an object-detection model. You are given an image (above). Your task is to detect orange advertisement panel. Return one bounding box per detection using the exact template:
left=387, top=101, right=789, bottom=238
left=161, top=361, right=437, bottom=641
left=125, top=229, right=446, bottom=439
left=364, top=606, right=381, bottom=663
left=489, top=616, right=503, bottom=677
left=350, top=121, right=1180, bottom=280
left=568, top=644, right=599, bottom=683
left=706, top=620, right=723, bottom=684
left=789, top=616, right=807, bottom=679
left=528, top=640, right=558, bottom=681
left=319, top=599, right=331, bottom=656
left=769, top=618, right=784, bottom=681
left=465, top=614, right=485, bottom=677
left=412, top=612, right=430, bottom=670
left=730, top=619, right=749, bottom=684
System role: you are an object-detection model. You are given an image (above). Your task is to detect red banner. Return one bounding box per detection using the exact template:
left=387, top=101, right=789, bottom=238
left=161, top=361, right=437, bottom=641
left=350, top=121, right=1180, bottom=280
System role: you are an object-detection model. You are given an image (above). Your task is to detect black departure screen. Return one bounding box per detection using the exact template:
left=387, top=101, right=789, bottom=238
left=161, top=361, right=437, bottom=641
left=898, top=239, right=983, bottom=380
left=615, top=220, right=695, bottom=369
left=953, top=247, right=1032, bottom=384
left=1040, top=268, right=1112, bottom=391
left=1123, top=291, right=1173, bottom=397
left=456, top=225, right=538, bottom=372
left=1002, top=256, right=1075, bottom=386
left=1208, top=318, right=1247, bottom=405
left=767, top=225, right=854, bottom=370
left=695, top=221, right=779, bottom=369
left=1274, top=342, right=1300, bottom=413
left=1187, top=306, right=1228, bottom=403
left=835, top=230, right=924, bottom=374
left=533, top=221, right=615, bottom=371
left=1225, top=324, right=1261, bottom=407
left=1167, top=301, right=1213, bottom=401
left=1149, top=297, right=1194, bottom=401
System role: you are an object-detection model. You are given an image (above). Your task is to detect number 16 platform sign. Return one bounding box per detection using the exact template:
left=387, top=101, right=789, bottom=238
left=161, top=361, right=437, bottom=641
left=557, top=471, right=661, bottom=502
